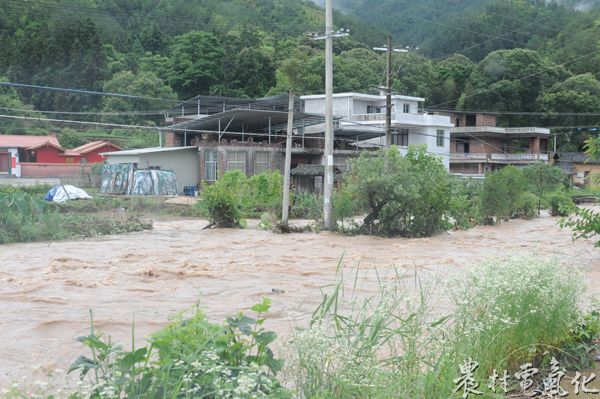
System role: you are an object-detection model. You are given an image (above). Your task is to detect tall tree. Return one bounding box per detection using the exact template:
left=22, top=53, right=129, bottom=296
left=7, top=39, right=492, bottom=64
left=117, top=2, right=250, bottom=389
left=166, top=31, right=226, bottom=99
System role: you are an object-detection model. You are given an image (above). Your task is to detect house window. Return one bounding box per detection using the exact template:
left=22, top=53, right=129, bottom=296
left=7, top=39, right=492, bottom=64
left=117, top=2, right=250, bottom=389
left=227, top=151, right=246, bottom=173
left=254, top=151, right=271, bottom=175
left=205, top=149, right=218, bottom=181
left=403, top=103, right=410, bottom=113
left=392, top=128, right=409, bottom=146
left=436, top=130, right=445, bottom=147
left=367, top=105, right=381, bottom=114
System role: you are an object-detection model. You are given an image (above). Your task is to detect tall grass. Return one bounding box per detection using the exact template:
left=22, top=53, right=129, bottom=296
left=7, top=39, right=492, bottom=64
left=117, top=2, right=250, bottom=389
left=285, top=256, right=587, bottom=398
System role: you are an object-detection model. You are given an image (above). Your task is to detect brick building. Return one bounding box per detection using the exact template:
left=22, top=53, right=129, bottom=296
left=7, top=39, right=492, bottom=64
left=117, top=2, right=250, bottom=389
left=447, top=112, right=550, bottom=176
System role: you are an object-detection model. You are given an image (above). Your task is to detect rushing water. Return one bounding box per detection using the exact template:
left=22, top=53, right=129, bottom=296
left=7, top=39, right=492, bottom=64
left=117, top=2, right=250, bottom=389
left=0, top=214, right=598, bottom=385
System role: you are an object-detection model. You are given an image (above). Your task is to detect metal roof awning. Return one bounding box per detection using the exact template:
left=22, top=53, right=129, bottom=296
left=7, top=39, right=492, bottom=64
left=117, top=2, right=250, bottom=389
left=168, top=108, right=328, bottom=133
left=168, top=94, right=301, bottom=116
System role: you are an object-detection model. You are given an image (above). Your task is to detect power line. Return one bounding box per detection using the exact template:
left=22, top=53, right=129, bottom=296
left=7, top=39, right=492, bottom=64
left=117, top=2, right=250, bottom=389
left=0, top=81, right=178, bottom=103
left=0, top=105, right=168, bottom=116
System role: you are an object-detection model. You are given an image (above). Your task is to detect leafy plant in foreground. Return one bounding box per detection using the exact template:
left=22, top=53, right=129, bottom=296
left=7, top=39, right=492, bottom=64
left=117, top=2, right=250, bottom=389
left=69, top=299, right=289, bottom=399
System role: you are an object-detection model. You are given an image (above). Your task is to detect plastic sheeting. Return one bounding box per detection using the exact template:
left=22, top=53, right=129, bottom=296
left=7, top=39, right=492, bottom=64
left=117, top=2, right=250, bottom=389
left=100, top=164, right=179, bottom=196
left=100, top=164, right=135, bottom=195
left=45, top=185, right=92, bottom=203
left=130, top=170, right=178, bottom=196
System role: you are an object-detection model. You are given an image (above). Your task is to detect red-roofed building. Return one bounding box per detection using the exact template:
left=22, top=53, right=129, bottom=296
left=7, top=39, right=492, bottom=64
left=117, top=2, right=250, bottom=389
left=61, top=141, right=122, bottom=164
left=0, top=135, right=120, bottom=177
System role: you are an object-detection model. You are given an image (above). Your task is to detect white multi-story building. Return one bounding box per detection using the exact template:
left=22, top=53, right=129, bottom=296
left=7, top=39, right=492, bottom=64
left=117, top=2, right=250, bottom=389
left=301, top=92, right=453, bottom=168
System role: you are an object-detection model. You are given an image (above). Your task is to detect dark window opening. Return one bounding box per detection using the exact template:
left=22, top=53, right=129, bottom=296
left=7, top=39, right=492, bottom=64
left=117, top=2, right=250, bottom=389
left=466, top=114, right=477, bottom=127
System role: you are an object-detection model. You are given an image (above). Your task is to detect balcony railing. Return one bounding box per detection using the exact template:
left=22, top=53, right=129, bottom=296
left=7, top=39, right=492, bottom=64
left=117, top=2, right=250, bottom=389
left=350, top=113, right=386, bottom=122
left=450, top=153, right=488, bottom=160
left=348, top=112, right=451, bottom=126
left=491, top=153, right=549, bottom=161
left=450, top=153, right=549, bottom=161
left=451, top=126, right=550, bottom=135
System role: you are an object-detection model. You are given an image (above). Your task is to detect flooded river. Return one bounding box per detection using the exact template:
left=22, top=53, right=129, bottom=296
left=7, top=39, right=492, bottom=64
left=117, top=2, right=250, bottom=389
left=0, top=214, right=598, bottom=386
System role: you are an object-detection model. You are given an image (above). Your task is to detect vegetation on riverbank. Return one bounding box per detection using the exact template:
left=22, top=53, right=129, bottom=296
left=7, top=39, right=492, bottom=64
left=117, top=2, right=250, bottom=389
left=0, top=187, right=154, bottom=244
left=199, top=146, right=578, bottom=237
left=3, top=256, right=598, bottom=398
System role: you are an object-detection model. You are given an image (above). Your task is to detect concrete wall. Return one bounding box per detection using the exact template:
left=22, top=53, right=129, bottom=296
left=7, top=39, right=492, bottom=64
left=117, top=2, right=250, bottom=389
left=20, top=162, right=92, bottom=178
left=105, top=148, right=200, bottom=192
left=138, top=149, right=199, bottom=192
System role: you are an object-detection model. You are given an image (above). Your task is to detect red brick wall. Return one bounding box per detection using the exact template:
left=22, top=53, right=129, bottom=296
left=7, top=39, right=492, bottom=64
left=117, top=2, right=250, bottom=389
left=477, top=114, right=497, bottom=127
left=469, top=137, right=504, bottom=153
left=451, top=113, right=497, bottom=127
left=20, top=163, right=92, bottom=178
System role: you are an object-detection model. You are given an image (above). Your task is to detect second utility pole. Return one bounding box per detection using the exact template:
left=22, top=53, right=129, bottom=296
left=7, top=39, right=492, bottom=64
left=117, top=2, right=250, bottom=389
left=374, top=36, right=408, bottom=147
left=323, top=0, right=334, bottom=231
left=385, top=35, right=393, bottom=147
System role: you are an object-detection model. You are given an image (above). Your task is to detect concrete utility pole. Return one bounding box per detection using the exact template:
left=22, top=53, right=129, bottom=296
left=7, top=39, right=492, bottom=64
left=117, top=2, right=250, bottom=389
left=281, top=90, right=294, bottom=227
left=311, top=0, right=348, bottom=230
left=374, top=37, right=408, bottom=147
left=323, top=0, right=334, bottom=231
left=311, top=2, right=349, bottom=230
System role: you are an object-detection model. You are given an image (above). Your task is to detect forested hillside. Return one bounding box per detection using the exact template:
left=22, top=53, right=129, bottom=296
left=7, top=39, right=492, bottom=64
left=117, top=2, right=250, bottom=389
left=0, top=0, right=599, bottom=151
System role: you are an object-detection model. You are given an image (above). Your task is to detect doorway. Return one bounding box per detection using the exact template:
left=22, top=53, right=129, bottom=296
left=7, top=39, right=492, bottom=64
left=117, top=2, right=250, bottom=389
left=0, top=152, right=9, bottom=174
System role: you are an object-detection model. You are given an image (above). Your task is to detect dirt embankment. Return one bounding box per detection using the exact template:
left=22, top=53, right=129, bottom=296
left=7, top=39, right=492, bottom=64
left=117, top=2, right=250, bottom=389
left=0, top=214, right=598, bottom=385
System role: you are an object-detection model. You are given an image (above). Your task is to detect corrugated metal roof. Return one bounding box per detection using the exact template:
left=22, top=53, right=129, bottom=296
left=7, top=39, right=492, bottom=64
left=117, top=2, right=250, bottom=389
left=168, top=108, right=328, bottom=133
left=101, top=146, right=197, bottom=156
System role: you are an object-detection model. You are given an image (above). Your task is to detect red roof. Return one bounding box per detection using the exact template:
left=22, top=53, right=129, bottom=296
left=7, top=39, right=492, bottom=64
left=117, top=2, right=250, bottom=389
left=62, top=141, right=122, bottom=156
left=0, top=134, right=62, bottom=150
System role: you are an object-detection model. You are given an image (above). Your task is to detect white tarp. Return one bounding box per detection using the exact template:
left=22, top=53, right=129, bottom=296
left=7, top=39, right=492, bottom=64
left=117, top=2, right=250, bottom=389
left=45, top=185, right=92, bottom=203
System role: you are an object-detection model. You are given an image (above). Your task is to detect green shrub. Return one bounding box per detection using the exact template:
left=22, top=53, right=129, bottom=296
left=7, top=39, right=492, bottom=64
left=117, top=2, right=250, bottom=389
left=333, top=185, right=362, bottom=231
left=523, top=163, right=568, bottom=214
left=549, top=191, right=575, bottom=216
left=290, top=192, right=322, bottom=220
left=198, top=170, right=247, bottom=228
left=246, top=170, right=283, bottom=216
left=513, top=191, right=539, bottom=219
left=341, top=146, right=452, bottom=237
left=481, top=166, right=528, bottom=222
left=448, top=177, right=483, bottom=229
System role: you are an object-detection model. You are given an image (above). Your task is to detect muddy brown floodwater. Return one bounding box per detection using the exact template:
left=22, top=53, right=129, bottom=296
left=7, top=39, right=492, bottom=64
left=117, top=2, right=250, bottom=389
left=0, top=213, right=599, bottom=386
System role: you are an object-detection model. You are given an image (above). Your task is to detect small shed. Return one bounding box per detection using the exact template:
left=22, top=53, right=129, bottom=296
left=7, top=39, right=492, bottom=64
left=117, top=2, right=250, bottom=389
left=290, top=164, right=342, bottom=195
left=102, top=147, right=199, bottom=193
